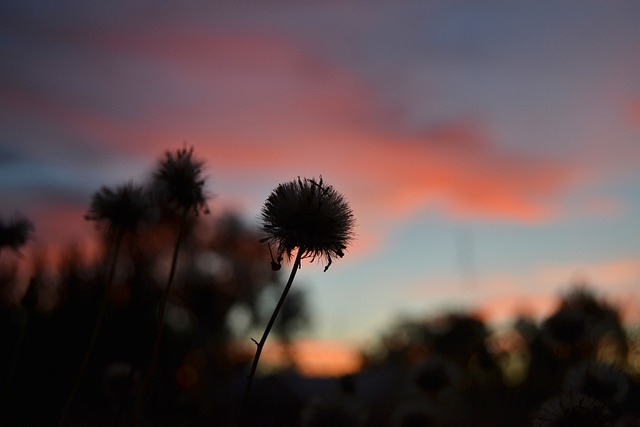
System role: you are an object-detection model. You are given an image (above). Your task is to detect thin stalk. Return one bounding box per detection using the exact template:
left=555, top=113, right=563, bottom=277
left=60, top=230, right=124, bottom=427
left=133, top=210, right=189, bottom=425
left=242, top=250, right=303, bottom=408
left=0, top=309, right=30, bottom=413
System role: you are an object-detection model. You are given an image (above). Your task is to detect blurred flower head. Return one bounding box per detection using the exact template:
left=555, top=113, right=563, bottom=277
left=532, top=393, right=613, bottom=427
left=260, top=176, right=355, bottom=271
left=152, top=145, right=209, bottom=215
left=563, top=361, right=629, bottom=407
left=85, top=182, right=152, bottom=234
left=0, top=213, right=35, bottom=254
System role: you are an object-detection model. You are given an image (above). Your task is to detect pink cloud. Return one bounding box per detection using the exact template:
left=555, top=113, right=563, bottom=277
left=629, top=98, right=640, bottom=126
left=4, top=25, right=581, bottom=234
left=404, top=255, right=640, bottom=326
left=474, top=294, right=559, bottom=324
left=538, top=257, right=640, bottom=291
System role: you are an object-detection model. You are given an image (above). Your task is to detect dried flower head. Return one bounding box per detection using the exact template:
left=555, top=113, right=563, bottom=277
left=563, top=362, right=629, bottom=407
left=532, top=393, right=613, bottom=427
left=85, top=182, right=152, bottom=234
left=260, top=176, right=354, bottom=271
left=153, top=145, right=209, bottom=215
left=0, top=213, right=34, bottom=254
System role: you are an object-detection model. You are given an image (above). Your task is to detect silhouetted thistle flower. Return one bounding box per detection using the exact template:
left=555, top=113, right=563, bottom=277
left=260, top=176, right=354, bottom=272
left=0, top=214, right=34, bottom=257
left=85, top=182, right=152, bottom=234
left=152, top=145, right=209, bottom=215
left=533, top=394, right=613, bottom=427
left=242, top=177, right=355, bottom=413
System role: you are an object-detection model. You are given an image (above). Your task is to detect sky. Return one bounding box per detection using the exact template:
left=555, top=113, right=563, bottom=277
left=2, top=1, right=640, bottom=354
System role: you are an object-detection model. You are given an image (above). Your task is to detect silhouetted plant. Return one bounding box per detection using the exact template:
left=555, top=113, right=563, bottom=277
left=562, top=361, right=629, bottom=410
left=0, top=262, right=41, bottom=412
left=532, top=393, right=613, bottom=427
left=260, top=176, right=354, bottom=272
left=273, top=287, right=311, bottom=366
left=540, top=287, right=629, bottom=364
left=134, top=145, right=208, bottom=423
left=0, top=213, right=34, bottom=262
left=85, top=183, right=154, bottom=234
left=60, top=182, right=151, bottom=425
left=244, top=176, right=354, bottom=408
left=151, top=144, right=209, bottom=216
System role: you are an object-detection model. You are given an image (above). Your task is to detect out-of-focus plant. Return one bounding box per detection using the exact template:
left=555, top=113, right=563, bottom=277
left=532, top=393, right=613, bottom=427
left=133, top=145, right=209, bottom=424
left=60, top=182, right=152, bottom=425
left=540, top=287, right=629, bottom=364
left=0, top=214, right=34, bottom=262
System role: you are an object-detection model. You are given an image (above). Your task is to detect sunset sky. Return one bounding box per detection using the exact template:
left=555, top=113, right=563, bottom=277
left=2, top=1, right=640, bottom=351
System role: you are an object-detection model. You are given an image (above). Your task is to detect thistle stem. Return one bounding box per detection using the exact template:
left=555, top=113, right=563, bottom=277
left=242, top=250, right=303, bottom=409
left=60, top=230, right=124, bottom=426
left=133, top=210, right=188, bottom=425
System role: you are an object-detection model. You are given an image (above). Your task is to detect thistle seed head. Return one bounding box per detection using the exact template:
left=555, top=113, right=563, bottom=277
left=85, top=182, right=152, bottom=234
left=259, top=176, right=354, bottom=271
left=0, top=214, right=34, bottom=253
left=152, top=145, right=209, bottom=215
left=532, top=393, right=613, bottom=427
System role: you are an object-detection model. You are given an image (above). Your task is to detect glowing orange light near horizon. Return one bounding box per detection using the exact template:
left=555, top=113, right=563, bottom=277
left=244, top=339, right=362, bottom=378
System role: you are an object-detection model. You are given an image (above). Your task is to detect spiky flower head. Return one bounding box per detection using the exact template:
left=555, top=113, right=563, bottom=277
left=0, top=214, right=34, bottom=253
left=260, top=176, right=354, bottom=272
left=563, top=362, right=629, bottom=407
left=532, top=394, right=613, bottom=427
left=85, top=182, right=152, bottom=234
left=152, top=145, right=209, bottom=215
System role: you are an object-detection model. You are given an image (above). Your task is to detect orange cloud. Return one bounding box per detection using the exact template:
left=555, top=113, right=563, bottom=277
left=304, top=125, right=572, bottom=223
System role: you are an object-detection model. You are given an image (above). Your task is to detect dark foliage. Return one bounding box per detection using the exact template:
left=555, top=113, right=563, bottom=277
left=0, top=212, right=283, bottom=426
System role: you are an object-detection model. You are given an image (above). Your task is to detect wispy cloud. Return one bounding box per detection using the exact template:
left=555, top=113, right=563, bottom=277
left=2, top=11, right=586, bottom=253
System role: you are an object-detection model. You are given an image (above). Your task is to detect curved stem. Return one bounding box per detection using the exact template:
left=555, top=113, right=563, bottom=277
left=133, top=210, right=188, bottom=425
left=242, top=250, right=303, bottom=409
left=60, top=230, right=124, bottom=426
